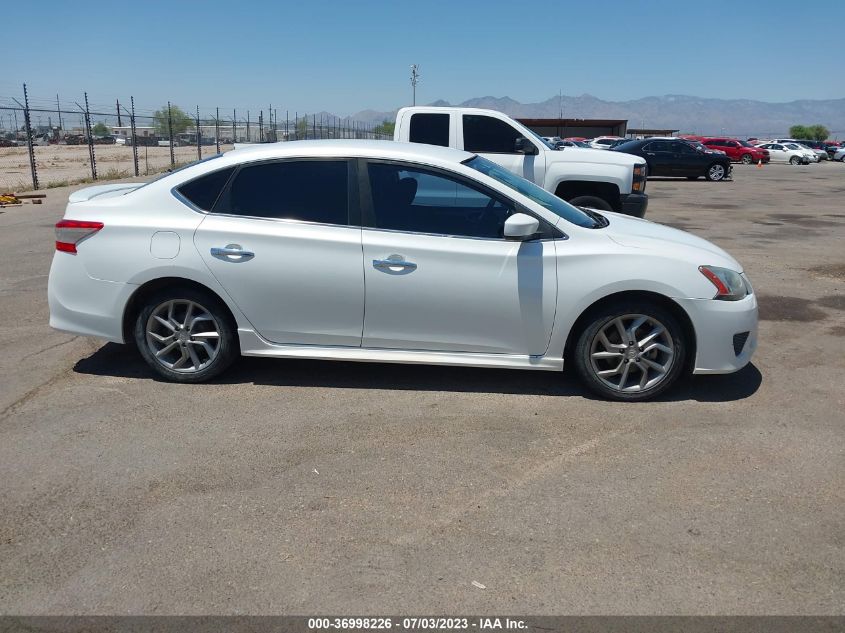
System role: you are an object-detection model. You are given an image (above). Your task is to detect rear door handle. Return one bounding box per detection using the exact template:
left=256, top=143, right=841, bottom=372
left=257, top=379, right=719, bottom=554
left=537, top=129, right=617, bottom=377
left=210, top=244, right=254, bottom=262
left=373, top=255, right=417, bottom=271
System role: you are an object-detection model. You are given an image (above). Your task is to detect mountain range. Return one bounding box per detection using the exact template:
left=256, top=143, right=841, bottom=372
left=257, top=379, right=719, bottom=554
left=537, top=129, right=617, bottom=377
left=346, top=94, right=845, bottom=138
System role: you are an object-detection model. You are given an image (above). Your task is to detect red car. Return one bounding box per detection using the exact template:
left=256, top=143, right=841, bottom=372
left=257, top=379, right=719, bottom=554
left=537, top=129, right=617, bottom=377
left=701, top=138, right=769, bottom=164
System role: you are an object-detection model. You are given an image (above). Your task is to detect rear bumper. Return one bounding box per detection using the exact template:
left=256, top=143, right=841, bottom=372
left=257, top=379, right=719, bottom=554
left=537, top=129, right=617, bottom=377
left=619, top=193, right=648, bottom=218
left=673, top=293, right=758, bottom=374
left=48, top=253, right=135, bottom=343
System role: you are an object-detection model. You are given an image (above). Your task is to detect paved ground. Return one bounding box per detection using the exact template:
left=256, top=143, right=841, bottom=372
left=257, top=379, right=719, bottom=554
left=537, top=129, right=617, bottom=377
left=0, top=162, right=843, bottom=614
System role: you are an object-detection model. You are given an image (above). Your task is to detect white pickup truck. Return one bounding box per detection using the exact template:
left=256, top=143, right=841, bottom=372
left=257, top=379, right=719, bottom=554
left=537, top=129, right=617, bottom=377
left=394, top=107, right=648, bottom=217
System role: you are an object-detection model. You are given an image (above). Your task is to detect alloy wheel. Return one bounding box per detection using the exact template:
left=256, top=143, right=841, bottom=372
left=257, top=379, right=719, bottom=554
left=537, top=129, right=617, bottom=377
left=145, top=299, right=221, bottom=372
left=709, top=164, right=725, bottom=180
left=589, top=314, right=675, bottom=393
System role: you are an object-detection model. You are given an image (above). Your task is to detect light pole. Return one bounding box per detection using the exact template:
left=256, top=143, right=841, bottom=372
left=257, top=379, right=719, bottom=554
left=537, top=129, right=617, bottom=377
left=410, top=64, right=420, bottom=106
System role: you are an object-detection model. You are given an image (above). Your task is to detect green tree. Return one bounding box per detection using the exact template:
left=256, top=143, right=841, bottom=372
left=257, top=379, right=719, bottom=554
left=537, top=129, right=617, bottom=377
left=91, top=122, right=110, bottom=136
left=153, top=105, right=193, bottom=137
left=373, top=120, right=395, bottom=137
left=807, top=124, right=830, bottom=141
left=789, top=125, right=810, bottom=139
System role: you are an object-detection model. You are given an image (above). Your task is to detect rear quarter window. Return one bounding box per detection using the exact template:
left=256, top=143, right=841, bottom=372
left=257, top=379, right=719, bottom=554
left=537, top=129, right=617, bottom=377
left=176, top=167, right=236, bottom=211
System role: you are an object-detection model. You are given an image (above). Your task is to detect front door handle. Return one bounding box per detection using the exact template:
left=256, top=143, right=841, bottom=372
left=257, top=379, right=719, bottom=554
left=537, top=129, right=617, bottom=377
left=210, top=244, right=255, bottom=262
left=373, top=255, right=417, bottom=272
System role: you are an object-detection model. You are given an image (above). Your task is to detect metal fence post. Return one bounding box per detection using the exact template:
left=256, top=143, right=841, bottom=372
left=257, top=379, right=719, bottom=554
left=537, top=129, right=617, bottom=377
left=130, top=96, right=139, bottom=177
left=215, top=107, right=220, bottom=154
left=167, top=101, right=175, bottom=167
left=83, top=92, right=97, bottom=180
left=20, top=84, right=39, bottom=190
left=196, top=105, right=201, bottom=160
left=246, top=110, right=250, bottom=143
left=232, top=109, right=236, bottom=144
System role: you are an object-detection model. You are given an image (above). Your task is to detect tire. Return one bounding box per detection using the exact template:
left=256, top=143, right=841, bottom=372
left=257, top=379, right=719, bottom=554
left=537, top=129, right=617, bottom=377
left=740, top=154, right=753, bottom=164
left=572, top=300, right=688, bottom=402
left=567, top=195, right=613, bottom=212
left=705, top=163, right=727, bottom=181
left=134, top=287, right=238, bottom=383
left=789, top=156, right=801, bottom=165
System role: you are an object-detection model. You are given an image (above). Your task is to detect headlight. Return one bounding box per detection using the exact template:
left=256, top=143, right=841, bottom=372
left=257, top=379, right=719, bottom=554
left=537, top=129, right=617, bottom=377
left=699, top=265, right=749, bottom=301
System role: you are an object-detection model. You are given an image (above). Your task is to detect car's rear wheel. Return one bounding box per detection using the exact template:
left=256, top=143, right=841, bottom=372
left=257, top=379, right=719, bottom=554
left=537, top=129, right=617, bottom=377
left=572, top=301, right=687, bottom=401
left=705, top=163, right=727, bottom=181
left=740, top=154, right=753, bottom=164
left=789, top=156, right=801, bottom=165
left=568, top=195, right=613, bottom=212
left=134, top=288, right=238, bottom=383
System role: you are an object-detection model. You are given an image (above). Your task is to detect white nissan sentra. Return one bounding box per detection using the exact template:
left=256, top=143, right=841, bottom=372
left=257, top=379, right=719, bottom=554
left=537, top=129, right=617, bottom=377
left=48, top=140, right=757, bottom=401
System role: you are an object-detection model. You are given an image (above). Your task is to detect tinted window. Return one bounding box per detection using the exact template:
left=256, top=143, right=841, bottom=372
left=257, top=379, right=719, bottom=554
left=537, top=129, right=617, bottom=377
left=674, top=142, right=695, bottom=154
left=177, top=167, right=235, bottom=211
left=463, top=115, right=524, bottom=153
left=409, top=113, right=450, bottom=147
left=368, top=162, right=514, bottom=238
left=220, top=160, right=348, bottom=224
left=648, top=141, right=671, bottom=152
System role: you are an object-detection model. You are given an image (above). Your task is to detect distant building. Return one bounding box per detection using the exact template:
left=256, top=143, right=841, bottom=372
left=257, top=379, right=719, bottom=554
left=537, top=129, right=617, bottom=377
left=517, top=118, right=628, bottom=139
left=626, top=128, right=680, bottom=139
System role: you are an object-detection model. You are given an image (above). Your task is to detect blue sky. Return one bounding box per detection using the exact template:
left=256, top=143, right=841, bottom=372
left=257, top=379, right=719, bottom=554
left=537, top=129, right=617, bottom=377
left=4, top=0, right=844, bottom=117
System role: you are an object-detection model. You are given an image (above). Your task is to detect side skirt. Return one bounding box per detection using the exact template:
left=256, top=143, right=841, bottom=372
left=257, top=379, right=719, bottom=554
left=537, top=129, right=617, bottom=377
left=237, top=329, right=563, bottom=371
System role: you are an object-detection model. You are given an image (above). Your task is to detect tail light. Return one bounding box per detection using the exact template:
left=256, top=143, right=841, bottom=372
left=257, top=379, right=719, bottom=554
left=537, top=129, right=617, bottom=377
left=55, top=219, right=103, bottom=253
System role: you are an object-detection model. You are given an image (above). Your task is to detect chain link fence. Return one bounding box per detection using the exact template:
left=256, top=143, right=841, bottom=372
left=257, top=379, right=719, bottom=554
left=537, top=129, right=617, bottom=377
left=1, top=86, right=392, bottom=192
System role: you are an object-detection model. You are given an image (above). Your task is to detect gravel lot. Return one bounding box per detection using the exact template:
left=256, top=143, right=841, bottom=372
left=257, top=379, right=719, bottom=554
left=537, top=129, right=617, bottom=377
left=0, top=162, right=843, bottom=614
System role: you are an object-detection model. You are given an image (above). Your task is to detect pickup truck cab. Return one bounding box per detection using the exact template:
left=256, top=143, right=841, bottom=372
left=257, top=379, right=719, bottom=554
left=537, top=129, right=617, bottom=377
left=395, top=107, right=648, bottom=217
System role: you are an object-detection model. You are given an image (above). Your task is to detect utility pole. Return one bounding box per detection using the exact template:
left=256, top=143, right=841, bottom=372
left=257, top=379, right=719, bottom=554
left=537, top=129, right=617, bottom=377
left=116, top=99, right=122, bottom=127
left=410, top=64, right=420, bottom=106
left=56, top=94, right=63, bottom=130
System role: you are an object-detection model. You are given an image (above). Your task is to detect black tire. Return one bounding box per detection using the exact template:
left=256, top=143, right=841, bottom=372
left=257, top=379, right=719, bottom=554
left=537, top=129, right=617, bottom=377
left=134, top=286, right=238, bottom=383
left=568, top=195, right=613, bottom=212
left=740, top=154, right=753, bottom=164
left=789, top=156, right=801, bottom=165
left=705, top=162, right=727, bottom=181
left=572, top=300, right=688, bottom=402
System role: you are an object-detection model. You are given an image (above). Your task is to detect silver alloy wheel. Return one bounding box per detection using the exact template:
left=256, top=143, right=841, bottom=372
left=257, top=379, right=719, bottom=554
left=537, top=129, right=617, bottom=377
left=145, top=299, right=221, bottom=373
left=589, top=314, right=675, bottom=393
left=790, top=156, right=800, bottom=165
left=709, top=164, right=725, bottom=180
left=741, top=154, right=753, bottom=164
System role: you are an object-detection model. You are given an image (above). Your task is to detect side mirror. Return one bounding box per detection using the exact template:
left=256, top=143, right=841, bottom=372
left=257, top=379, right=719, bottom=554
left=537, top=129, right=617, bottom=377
left=514, top=137, right=537, bottom=155
left=504, top=213, right=540, bottom=240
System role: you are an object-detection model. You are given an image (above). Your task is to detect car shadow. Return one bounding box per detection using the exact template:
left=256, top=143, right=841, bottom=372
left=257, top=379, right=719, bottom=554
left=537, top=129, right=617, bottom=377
left=73, top=343, right=762, bottom=403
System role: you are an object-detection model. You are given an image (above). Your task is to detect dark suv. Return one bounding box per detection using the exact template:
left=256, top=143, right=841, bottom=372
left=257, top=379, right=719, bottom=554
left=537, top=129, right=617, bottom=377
left=611, top=139, right=732, bottom=181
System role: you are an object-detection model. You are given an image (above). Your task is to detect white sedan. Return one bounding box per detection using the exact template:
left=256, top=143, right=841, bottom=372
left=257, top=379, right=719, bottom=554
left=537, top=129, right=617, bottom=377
left=755, top=142, right=812, bottom=164
left=48, top=141, right=757, bottom=401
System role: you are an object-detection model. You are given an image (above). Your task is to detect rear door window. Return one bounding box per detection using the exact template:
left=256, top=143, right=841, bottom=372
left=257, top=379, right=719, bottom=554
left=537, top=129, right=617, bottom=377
left=409, top=113, right=450, bottom=147
left=216, top=160, right=349, bottom=225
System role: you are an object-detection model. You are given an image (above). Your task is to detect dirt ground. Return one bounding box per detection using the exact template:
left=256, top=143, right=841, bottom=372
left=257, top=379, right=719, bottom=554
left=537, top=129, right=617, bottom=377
left=0, top=161, right=843, bottom=614
left=0, top=144, right=235, bottom=190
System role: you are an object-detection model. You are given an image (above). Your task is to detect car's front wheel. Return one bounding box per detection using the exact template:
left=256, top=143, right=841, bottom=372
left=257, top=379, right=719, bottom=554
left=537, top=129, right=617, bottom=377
left=572, top=301, right=687, bottom=401
left=789, top=156, right=801, bottom=165
left=134, top=288, right=238, bottom=383
left=740, top=154, right=753, bottom=164
left=705, top=163, right=727, bottom=181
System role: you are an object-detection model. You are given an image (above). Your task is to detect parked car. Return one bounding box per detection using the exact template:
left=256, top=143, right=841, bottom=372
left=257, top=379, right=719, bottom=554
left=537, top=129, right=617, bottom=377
left=611, top=138, right=732, bottom=181
left=0, top=138, right=19, bottom=147
left=701, top=138, right=770, bottom=164
left=587, top=136, right=625, bottom=150
left=768, top=140, right=822, bottom=162
left=395, top=107, right=648, bottom=216
left=792, top=139, right=830, bottom=160
left=754, top=142, right=811, bottom=164
left=47, top=140, right=757, bottom=401
left=833, top=146, right=845, bottom=161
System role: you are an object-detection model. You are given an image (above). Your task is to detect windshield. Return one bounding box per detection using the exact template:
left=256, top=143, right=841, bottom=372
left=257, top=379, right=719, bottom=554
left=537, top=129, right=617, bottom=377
left=526, top=129, right=556, bottom=150
left=785, top=143, right=802, bottom=150
left=738, top=140, right=755, bottom=148
left=464, top=156, right=599, bottom=228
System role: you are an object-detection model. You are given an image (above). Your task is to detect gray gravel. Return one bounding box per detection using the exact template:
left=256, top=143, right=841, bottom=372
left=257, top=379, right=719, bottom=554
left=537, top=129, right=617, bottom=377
left=0, top=163, right=843, bottom=614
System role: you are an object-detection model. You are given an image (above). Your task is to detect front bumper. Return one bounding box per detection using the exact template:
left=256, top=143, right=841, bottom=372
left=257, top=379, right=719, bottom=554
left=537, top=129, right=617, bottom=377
left=673, top=292, right=758, bottom=374
left=619, top=193, right=648, bottom=218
